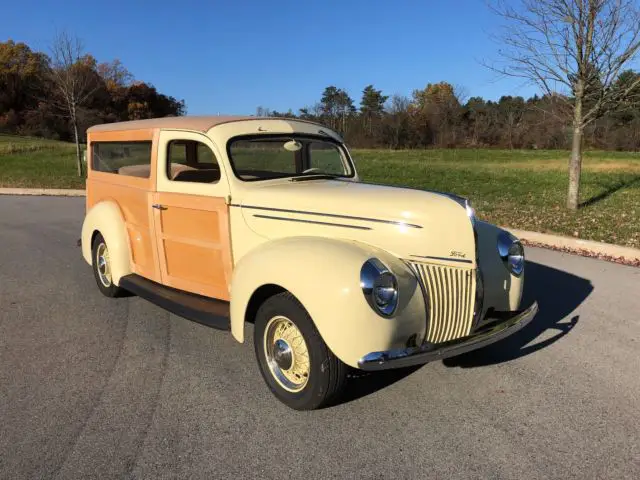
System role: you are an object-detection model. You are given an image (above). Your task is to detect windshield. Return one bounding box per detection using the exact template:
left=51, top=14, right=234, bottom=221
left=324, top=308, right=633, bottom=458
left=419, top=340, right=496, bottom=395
left=227, top=135, right=354, bottom=181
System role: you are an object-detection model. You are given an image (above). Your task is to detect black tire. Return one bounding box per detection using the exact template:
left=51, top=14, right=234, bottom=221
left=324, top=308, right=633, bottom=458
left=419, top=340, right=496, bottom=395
left=254, top=292, right=348, bottom=410
left=91, top=232, right=125, bottom=298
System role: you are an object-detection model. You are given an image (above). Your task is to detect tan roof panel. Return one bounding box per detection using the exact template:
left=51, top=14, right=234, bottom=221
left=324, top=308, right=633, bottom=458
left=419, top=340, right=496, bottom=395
left=86, top=115, right=257, bottom=133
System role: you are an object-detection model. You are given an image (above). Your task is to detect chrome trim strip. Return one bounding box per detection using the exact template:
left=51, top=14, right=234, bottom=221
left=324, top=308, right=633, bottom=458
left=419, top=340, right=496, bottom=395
left=357, top=302, right=538, bottom=371
left=410, top=255, right=473, bottom=264
left=230, top=204, right=422, bottom=229
left=252, top=214, right=372, bottom=230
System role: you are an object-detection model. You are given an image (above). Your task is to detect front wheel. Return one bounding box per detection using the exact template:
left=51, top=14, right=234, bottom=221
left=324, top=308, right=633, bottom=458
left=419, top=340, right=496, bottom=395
left=254, top=292, right=347, bottom=410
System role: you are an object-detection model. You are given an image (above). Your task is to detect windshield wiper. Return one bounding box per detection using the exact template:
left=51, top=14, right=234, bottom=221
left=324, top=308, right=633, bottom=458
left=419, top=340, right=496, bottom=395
left=290, top=174, right=340, bottom=182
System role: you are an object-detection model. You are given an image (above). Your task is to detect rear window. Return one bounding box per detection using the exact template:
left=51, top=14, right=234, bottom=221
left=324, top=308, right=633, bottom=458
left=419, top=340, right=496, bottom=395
left=91, top=141, right=152, bottom=178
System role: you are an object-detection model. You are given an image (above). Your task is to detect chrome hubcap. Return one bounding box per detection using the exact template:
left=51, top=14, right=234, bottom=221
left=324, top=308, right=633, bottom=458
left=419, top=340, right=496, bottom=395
left=273, top=339, right=293, bottom=370
left=96, top=243, right=112, bottom=287
left=264, top=316, right=310, bottom=392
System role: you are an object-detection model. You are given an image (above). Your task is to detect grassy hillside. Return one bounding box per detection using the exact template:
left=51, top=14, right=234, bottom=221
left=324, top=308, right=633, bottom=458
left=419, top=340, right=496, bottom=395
left=0, top=134, right=84, bottom=189
left=0, top=134, right=638, bottom=248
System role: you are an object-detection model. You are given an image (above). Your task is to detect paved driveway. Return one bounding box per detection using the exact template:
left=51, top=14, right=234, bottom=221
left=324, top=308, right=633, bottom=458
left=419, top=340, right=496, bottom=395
left=1, top=196, right=638, bottom=479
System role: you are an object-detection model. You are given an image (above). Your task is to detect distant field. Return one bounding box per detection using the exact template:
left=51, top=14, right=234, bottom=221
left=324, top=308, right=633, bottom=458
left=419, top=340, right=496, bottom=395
left=0, top=134, right=84, bottom=189
left=0, top=134, right=638, bottom=248
left=352, top=149, right=640, bottom=249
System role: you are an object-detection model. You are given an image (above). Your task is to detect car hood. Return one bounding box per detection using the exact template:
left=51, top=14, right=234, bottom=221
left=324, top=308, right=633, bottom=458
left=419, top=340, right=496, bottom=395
left=237, top=179, right=477, bottom=266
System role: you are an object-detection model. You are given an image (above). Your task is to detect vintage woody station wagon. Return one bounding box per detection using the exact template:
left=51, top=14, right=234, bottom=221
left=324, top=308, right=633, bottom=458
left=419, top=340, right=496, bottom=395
left=81, top=115, right=538, bottom=410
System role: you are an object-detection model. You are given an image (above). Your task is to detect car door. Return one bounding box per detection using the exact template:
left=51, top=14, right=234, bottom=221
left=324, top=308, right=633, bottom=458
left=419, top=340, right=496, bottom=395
left=152, top=130, right=233, bottom=301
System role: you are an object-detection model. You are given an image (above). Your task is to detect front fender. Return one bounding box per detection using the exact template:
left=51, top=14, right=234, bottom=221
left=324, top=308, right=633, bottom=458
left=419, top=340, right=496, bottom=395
left=476, top=221, right=524, bottom=313
left=81, top=200, right=132, bottom=286
left=230, top=236, right=427, bottom=368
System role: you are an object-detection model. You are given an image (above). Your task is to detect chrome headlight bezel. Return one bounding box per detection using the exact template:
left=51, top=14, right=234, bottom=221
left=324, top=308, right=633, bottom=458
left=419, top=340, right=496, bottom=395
left=497, top=231, right=524, bottom=277
left=360, top=258, right=399, bottom=317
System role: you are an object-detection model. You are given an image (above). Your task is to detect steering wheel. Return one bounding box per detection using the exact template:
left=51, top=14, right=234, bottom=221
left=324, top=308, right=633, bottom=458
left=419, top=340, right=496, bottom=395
left=302, top=168, right=322, bottom=174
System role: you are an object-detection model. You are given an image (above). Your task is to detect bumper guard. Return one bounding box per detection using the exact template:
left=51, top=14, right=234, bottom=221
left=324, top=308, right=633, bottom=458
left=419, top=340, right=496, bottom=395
left=358, top=301, right=539, bottom=371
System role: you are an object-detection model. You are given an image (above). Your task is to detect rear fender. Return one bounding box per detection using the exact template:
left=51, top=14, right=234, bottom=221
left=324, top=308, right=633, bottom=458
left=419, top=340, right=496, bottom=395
left=81, top=200, right=132, bottom=286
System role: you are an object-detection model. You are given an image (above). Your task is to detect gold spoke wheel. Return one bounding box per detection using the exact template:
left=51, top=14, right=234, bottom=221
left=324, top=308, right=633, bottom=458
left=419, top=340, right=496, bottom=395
left=263, top=316, right=310, bottom=392
left=95, top=242, right=112, bottom=288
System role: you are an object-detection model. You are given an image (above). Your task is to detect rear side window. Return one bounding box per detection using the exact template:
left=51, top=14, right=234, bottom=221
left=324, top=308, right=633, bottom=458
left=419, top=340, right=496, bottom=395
left=166, top=140, right=221, bottom=184
left=91, top=141, right=152, bottom=178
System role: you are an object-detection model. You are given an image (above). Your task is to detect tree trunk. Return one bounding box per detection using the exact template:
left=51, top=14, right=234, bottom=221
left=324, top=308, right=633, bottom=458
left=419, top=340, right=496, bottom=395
left=72, top=116, right=83, bottom=177
left=567, top=96, right=584, bottom=210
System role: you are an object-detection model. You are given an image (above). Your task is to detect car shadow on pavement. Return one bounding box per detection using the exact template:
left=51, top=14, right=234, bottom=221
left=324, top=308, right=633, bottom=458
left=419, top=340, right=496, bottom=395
left=339, top=365, right=424, bottom=405
left=442, top=260, right=592, bottom=369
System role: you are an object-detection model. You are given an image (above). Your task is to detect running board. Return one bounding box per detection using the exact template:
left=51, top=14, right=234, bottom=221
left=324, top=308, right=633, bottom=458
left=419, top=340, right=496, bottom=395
left=119, top=274, right=230, bottom=330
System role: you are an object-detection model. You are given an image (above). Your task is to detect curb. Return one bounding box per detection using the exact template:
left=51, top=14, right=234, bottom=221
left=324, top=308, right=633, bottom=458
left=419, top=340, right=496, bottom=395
left=1, top=187, right=638, bottom=265
left=0, top=188, right=86, bottom=197
left=504, top=227, right=640, bottom=266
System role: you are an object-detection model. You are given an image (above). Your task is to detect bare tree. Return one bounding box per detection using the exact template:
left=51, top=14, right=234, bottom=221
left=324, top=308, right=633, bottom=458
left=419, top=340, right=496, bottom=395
left=488, top=0, right=640, bottom=209
left=385, top=94, right=411, bottom=149
left=48, top=31, right=100, bottom=176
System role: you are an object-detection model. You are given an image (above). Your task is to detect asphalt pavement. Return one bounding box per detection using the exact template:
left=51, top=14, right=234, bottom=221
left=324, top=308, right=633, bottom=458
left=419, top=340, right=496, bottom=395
left=1, top=196, right=639, bottom=479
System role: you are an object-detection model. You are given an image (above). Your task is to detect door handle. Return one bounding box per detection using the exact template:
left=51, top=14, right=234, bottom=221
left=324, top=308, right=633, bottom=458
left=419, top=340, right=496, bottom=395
left=152, top=204, right=167, bottom=210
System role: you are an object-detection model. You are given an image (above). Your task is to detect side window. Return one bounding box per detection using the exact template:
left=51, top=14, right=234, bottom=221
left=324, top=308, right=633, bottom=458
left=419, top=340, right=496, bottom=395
left=167, top=140, right=220, bottom=184
left=92, top=141, right=152, bottom=178
left=168, top=142, right=188, bottom=166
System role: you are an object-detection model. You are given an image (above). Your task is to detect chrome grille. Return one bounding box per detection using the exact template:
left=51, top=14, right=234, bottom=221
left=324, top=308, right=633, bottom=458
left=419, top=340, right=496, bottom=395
left=410, top=262, right=476, bottom=343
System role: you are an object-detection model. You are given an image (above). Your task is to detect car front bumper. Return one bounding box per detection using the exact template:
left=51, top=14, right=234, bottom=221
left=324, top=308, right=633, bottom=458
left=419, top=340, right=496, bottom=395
left=357, top=301, right=539, bottom=371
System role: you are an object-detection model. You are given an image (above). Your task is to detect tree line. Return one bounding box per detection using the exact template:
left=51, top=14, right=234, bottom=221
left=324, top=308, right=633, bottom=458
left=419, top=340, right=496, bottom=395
left=257, top=77, right=640, bottom=151
left=4, top=0, right=640, bottom=212
left=3, top=38, right=638, bottom=155
left=0, top=38, right=185, bottom=143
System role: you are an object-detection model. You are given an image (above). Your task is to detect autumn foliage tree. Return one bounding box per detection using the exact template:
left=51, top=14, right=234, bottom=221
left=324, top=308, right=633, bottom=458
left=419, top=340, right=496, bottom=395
left=0, top=41, right=46, bottom=113
left=0, top=37, right=185, bottom=172
left=409, top=82, right=462, bottom=147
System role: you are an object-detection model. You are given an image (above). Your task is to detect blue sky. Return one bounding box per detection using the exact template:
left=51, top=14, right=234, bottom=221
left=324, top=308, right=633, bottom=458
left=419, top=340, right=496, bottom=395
left=4, top=0, right=539, bottom=115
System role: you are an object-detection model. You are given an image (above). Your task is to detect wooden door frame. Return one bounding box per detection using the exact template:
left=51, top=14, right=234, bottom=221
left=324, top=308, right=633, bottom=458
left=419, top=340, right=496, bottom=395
left=152, top=130, right=233, bottom=300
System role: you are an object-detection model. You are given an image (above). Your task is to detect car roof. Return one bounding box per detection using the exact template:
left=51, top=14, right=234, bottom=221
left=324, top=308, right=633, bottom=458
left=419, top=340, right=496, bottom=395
left=86, top=115, right=324, bottom=133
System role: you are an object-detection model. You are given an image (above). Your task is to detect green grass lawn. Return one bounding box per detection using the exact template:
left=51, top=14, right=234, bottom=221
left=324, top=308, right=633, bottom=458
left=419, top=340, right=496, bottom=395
left=0, top=134, right=85, bottom=189
left=352, top=149, right=640, bottom=249
left=1, top=134, right=638, bottom=248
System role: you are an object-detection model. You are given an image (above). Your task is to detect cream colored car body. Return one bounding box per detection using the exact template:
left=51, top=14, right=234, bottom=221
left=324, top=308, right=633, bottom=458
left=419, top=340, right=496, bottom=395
left=81, top=116, right=525, bottom=369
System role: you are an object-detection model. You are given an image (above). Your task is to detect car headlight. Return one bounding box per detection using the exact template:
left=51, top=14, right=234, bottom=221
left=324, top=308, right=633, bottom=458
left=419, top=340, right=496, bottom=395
left=360, top=258, right=399, bottom=317
left=497, top=231, right=524, bottom=277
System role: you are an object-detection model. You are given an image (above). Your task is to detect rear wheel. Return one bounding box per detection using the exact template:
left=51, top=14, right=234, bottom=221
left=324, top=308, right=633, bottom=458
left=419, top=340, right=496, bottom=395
left=254, top=292, right=347, bottom=410
left=91, top=232, right=125, bottom=298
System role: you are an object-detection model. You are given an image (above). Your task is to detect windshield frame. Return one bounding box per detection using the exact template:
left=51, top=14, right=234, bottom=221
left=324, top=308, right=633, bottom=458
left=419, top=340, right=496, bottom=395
left=225, top=133, right=356, bottom=182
